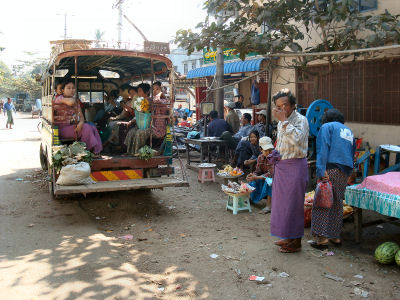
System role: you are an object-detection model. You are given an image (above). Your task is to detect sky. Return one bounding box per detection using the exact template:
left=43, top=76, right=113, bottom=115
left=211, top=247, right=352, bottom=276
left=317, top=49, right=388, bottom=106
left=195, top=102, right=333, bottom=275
left=0, top=0, right=207, bottom=68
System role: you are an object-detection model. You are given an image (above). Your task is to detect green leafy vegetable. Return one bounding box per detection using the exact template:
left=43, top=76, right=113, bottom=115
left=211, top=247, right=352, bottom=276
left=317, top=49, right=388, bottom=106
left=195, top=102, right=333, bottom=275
left=51, top=141, right=94, bottom=173
left=138, top=145, right=153, bottom=161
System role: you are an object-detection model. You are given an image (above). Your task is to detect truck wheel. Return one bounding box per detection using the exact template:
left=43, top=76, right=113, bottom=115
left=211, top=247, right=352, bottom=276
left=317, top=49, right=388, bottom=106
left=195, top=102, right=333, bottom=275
left=48, top=165, right=57, bottom=200
left=40, top=145, right=48, bottom=171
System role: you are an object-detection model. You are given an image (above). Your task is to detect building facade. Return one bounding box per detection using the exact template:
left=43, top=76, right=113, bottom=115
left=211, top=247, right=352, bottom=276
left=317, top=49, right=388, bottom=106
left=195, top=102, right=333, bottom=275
left=167, top=48, right=203, bottom=76
left=269, top=0, right=400, bottom=148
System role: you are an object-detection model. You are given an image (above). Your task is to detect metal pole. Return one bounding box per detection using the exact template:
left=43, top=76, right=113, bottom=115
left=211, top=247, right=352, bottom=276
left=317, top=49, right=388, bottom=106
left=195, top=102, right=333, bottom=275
left=117, top=4, right=122, bottom=48
left=215, top=13, right=224, bottom=119
left=64, top=13, right=67, bottom=39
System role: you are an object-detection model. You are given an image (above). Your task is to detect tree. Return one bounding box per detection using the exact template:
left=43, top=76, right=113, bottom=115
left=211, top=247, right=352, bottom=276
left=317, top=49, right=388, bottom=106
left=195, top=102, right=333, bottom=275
left=94, top=29, right=105, bottom=47
left=176, top=0, right=400, bottom=94
left=0, top=57, right=46, bottom=99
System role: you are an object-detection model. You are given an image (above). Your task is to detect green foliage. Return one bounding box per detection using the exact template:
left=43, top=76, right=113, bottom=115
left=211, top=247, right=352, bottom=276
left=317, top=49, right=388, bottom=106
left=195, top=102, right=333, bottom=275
left=0, top=57, right=45, bottom=99
left=138, top=145, right=154, bottom=161
left=175, top=0, right=400, bottom=66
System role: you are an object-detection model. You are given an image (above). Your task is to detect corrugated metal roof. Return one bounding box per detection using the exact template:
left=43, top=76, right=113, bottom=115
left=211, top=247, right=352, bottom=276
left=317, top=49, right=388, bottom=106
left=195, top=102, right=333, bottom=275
left=186, top=58, right=265, bottom=79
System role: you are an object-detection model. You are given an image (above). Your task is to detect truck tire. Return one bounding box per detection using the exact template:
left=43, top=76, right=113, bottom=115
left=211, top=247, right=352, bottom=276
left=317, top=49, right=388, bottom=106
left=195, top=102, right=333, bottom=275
left=40, top=144, right=48, bottom=171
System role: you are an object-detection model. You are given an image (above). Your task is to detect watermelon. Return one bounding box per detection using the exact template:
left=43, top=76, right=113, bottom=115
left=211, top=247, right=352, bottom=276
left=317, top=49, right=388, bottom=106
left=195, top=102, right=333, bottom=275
left=395, top=250, right=400, bottom=266
left=375, top=242, right=400, bottom=264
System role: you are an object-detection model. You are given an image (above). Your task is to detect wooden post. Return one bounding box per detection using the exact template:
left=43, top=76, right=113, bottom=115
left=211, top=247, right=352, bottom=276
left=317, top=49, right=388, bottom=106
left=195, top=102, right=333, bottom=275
left=354, top=207, right=363, bottom=243
left=74, top=56, right=78, bottom=141
left=186, top=142, right=190, bottom=165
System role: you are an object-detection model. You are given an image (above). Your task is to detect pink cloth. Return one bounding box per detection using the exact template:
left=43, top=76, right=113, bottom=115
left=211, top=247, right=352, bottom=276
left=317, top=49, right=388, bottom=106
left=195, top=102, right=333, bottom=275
left=357, top=172, right=400, bottom=195
left=59, top=123, right=103, bottom=154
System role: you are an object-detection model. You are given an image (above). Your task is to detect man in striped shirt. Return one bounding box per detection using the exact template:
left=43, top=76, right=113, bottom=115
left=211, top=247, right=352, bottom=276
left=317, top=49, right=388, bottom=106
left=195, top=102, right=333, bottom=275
left=270, top=88, right=309, bottom=253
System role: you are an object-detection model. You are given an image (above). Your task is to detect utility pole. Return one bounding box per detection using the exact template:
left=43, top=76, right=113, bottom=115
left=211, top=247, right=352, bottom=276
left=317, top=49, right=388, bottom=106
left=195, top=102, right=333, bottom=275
left=215, top=13, right=224, bottom=119
left=117, top=4, right=122, bottom=48
left=57, top=12, right=74, bottom=39
left=113, top=0, right=125, bottom=48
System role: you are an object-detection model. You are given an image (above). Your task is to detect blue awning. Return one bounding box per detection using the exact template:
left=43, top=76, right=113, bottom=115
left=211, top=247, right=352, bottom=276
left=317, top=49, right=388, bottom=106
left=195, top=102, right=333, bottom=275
left=186, top=58, right=265, bottom=79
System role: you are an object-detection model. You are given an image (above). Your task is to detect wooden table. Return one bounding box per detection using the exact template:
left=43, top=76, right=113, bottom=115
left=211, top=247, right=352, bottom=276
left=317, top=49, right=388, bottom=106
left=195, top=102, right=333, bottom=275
left=345, top=184, right=400, bottom=243
left=184, top=138, right=229, bottom=166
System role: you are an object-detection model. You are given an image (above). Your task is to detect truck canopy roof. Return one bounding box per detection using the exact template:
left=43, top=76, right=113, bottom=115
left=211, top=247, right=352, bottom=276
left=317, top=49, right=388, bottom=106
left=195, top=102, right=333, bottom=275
left=44, top=49, right=172, bottom=82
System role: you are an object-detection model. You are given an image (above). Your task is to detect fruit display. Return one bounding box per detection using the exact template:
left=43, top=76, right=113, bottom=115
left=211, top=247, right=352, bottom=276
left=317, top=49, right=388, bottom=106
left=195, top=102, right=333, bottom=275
left=375, top=242, right=400, bottom=264
left=221, top=181, right=255, bottom=195
left=343, top=202, right=354, bottom=216
left=217, top=165, right=244, bottom=177
left=395, top=250, right=400, bottom=266
left=304, top=191, right=315, bottom=207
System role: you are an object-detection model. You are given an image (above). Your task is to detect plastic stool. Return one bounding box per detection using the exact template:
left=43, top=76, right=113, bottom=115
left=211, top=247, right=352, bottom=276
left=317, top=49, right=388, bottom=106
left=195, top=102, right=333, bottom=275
left=198, top=167, right=215, bottom=183
left=226, top=194, right=252, bottom=215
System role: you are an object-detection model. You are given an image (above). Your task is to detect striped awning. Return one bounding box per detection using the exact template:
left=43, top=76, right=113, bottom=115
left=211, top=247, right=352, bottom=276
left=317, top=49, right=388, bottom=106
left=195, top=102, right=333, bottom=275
left=186, top=58, right=265, bottom=79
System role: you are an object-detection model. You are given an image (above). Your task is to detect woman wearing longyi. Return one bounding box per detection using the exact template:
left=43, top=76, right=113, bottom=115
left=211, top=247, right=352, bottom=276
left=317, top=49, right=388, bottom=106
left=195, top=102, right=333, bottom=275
left=310, top=109, right=355, bottom=250
left=53, top=80, right=102, bottom=154
left=270, top=89, right=309, bottom=253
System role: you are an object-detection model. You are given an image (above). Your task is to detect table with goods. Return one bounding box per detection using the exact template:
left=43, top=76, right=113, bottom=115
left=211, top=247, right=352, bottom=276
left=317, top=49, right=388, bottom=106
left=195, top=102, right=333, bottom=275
left=217, top=165, right=244, bottom=184
left=221, top=180, right=255, bottom=215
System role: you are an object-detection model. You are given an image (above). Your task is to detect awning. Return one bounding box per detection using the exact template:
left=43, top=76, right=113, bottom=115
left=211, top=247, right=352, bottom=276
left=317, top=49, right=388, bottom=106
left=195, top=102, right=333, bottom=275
left=186, top=58, right=265, bottom=79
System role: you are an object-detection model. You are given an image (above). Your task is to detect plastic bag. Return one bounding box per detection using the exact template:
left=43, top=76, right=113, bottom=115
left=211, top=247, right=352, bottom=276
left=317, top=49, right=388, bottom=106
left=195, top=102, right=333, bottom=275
left=56, top=162, right=95, bottom=186
left=314, top=180, right=333, bottom=208
left=251, top=81, right=260, bottom=105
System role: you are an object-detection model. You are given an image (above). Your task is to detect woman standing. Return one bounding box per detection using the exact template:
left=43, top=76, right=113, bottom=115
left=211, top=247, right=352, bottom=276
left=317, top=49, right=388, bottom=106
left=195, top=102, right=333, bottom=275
left=310, top=109, right=355, bottom=249
left=271, top=89, right=309, bottom=253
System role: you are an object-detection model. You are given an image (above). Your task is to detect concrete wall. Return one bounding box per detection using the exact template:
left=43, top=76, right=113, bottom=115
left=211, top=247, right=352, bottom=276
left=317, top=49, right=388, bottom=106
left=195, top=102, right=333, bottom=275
left=347, top=122, right=400, bottom=149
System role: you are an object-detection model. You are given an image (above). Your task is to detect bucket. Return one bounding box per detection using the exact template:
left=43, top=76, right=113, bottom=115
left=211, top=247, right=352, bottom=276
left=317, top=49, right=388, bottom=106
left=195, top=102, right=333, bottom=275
left=135, top=110, right=151, bottom=129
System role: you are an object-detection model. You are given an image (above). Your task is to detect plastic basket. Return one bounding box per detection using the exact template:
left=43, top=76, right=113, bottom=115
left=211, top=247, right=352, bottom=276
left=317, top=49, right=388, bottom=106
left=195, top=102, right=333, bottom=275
left=135, top=110, right=151, bottom=129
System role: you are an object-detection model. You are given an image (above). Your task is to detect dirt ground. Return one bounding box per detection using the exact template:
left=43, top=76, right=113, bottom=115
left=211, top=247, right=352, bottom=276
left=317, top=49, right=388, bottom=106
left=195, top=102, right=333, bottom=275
left=0, top=113, right=399, bottom=300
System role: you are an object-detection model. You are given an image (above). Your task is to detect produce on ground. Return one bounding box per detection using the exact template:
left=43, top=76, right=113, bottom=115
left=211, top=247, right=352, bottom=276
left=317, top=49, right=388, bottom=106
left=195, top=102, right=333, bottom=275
left=395, top=250, right=400, bottom=266
left=375, top=242, right=400, bottom=264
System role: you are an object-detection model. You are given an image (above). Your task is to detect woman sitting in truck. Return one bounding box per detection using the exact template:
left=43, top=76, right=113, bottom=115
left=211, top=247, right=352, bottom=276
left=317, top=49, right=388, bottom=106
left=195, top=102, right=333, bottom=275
left=53, top=80, right=103, bottom=154
left=103, top=84, right=135, bottom=151
left=124, top=82, right=170, bottom=156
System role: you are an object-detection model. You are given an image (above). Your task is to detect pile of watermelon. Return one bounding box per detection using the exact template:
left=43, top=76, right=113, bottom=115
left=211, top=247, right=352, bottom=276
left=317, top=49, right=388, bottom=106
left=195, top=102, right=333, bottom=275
left=375, top=242, right=400, bottom=265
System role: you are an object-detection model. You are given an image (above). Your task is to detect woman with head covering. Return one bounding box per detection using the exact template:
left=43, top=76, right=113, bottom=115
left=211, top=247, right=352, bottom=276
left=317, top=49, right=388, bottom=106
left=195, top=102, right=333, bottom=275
left=310, top=109, right=355, bottom=249
left=246, top=136, right=277, bottom=212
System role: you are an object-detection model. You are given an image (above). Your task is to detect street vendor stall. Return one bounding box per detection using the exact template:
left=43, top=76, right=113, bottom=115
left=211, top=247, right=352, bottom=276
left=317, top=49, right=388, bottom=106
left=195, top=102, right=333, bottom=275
left=345, top=172, right=400, bottom=242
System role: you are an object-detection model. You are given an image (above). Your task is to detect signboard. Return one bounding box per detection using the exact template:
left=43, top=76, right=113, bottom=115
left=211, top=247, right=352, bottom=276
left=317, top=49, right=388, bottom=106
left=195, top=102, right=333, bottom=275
left=144, top=41, right=170, bottom=54
left=203, top=48, right=257, bottom=65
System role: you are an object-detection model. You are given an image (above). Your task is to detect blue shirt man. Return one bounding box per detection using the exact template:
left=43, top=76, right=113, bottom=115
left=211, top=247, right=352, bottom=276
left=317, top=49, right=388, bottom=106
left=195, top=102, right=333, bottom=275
left=207, top=110, right=232, bottom=137
left=233, top=113, right=253, bottom=140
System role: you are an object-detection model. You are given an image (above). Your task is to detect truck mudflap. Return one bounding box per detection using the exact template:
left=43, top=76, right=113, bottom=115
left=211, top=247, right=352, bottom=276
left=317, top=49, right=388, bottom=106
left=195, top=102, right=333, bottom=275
left=54, top=177, right=189, bottom=196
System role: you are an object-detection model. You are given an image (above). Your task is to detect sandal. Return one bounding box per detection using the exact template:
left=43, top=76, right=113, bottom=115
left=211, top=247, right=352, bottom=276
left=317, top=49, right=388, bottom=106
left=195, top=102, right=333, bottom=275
left=329, top=239, right=342, bottom=247
left=279, top=244, right=302, bottom=253
left=309, top=241, right=329, bottom=250
left=274, top=239, right=289, bottom=247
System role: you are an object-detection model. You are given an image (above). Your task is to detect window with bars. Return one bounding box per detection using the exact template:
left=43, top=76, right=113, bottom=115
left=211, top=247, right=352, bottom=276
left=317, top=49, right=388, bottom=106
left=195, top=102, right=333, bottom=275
left=358, top=0, right=377, bottom=12
left=316, top=0, right=377, bottom=12
left=296, top=58, right=400, bottom=125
